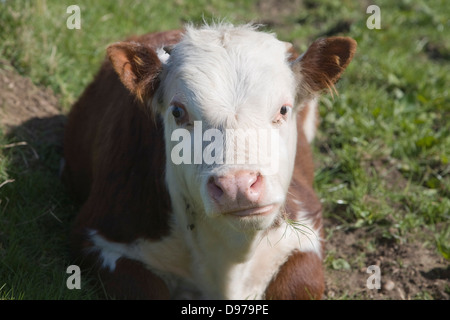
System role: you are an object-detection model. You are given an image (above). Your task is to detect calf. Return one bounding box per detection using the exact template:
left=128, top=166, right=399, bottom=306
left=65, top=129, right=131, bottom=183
left=63, top=23, right=356, bottom=299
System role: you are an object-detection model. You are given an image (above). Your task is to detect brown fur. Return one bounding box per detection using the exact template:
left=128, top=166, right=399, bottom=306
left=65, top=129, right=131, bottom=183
left=63, top=32, right=182, bottom=254
left=293, top=36, right=357, bottom=98
left=265, top=251, right=324, bottom=300
left=100, top=257, right=171, bottom=299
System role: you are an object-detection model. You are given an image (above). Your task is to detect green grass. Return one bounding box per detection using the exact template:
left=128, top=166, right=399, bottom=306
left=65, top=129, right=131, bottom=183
left=311, top=0, right=450, bottom=241
left=1, top=0, right=449, bottom=299
left=0, top=0, right=258, bottom=109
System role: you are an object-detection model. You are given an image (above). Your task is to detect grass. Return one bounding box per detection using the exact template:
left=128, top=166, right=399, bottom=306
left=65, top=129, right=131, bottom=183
left=0, top=0, right=449, bottom=299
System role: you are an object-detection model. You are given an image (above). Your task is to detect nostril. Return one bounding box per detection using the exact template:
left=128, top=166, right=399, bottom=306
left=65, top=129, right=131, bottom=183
left=248, top=173, right=263, bottom=198
left=208, top=176, right=223, bottom=200
left=250, top=173, right=262, bottom=190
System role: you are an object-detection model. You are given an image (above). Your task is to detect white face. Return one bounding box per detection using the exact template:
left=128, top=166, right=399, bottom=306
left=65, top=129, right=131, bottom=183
left=157, top=25, right=300, bottom=231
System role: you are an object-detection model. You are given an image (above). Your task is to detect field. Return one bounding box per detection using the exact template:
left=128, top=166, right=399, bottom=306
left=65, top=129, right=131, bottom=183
left=0, top=0, right=449, bottom=299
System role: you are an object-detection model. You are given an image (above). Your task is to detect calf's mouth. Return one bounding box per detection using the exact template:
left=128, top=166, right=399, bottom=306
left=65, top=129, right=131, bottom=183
left=222, top=204, right=278, bottom=217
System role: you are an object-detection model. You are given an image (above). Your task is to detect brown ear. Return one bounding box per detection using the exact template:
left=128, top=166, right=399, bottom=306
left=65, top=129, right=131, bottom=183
left=107, top=42, right=162, bottom=102
left=293, top=37, right=356, bottom=97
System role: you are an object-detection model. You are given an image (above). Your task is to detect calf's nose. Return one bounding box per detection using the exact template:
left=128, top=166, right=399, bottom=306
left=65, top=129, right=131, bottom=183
left=207, top=170, right=264, bottom=209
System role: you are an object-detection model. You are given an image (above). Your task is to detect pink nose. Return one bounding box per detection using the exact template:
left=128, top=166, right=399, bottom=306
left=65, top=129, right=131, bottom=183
left=207, top=171, right=264, bottom=209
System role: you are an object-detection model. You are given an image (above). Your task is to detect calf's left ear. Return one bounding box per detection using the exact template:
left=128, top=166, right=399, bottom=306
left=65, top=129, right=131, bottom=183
left=292, top=37, right=357, bottom=98
left=107, top=42, right=162, bottom=103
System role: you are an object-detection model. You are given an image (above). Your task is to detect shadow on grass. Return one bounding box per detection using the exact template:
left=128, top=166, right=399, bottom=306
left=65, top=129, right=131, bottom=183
left=0, top=114, right=103, bottom=298
left=5, top=114, right=66, bottom=178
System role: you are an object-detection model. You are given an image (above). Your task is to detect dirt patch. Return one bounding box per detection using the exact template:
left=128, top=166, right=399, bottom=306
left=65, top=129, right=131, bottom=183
left=0, top=60, right=62, bottom=130
left=324, top=219, right=449, bottom=300
left=0, top=60, right=65, bottom=159
left=424, top=41, right=450, bottom=62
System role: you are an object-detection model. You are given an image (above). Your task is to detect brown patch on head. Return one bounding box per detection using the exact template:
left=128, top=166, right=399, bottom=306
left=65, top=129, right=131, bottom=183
left=293, top=36, right=357, bottom=98
left=107, top=42, right=162, bottom=104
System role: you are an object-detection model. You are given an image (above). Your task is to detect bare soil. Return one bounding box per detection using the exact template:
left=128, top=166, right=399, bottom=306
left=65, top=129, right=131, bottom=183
left=1, top=54, right=448, bottom=300
left=0, top=60, right=65, bottom=161
left=324, top=219, right=449, bottom=300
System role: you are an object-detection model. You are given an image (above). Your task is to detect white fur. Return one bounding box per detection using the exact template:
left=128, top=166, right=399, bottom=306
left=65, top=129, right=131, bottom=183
left=88, top=230, right=127, bottom=271
left=89, top=210, right=321, bottom=299
left=157, top=23, right=299, bottom=219
left=302, top=98, right=319, bottom=143
left=156, top=47, right=170, bottom=64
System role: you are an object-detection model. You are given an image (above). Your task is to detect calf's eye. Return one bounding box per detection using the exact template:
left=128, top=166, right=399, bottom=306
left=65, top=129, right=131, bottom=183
left=273, top=104, right=292, bottom=126
left=171, top=105, right=185, bottom=119
left=170, top=103, right=189, bottom=126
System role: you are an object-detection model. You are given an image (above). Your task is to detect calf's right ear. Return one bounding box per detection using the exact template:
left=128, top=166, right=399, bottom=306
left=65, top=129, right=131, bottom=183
left=292, top=37, right=357, bottom=99
left=107, top=42, right=162, bottom=103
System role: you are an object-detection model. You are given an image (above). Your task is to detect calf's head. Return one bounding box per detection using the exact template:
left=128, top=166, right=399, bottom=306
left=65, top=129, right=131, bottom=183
left=107, top=24, right=356, bottom=231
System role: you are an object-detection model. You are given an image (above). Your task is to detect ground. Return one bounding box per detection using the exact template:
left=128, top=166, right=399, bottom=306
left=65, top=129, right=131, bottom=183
left=0, top=59, right=447, bottom=300
left=324, top=219, right=449, bottom=299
